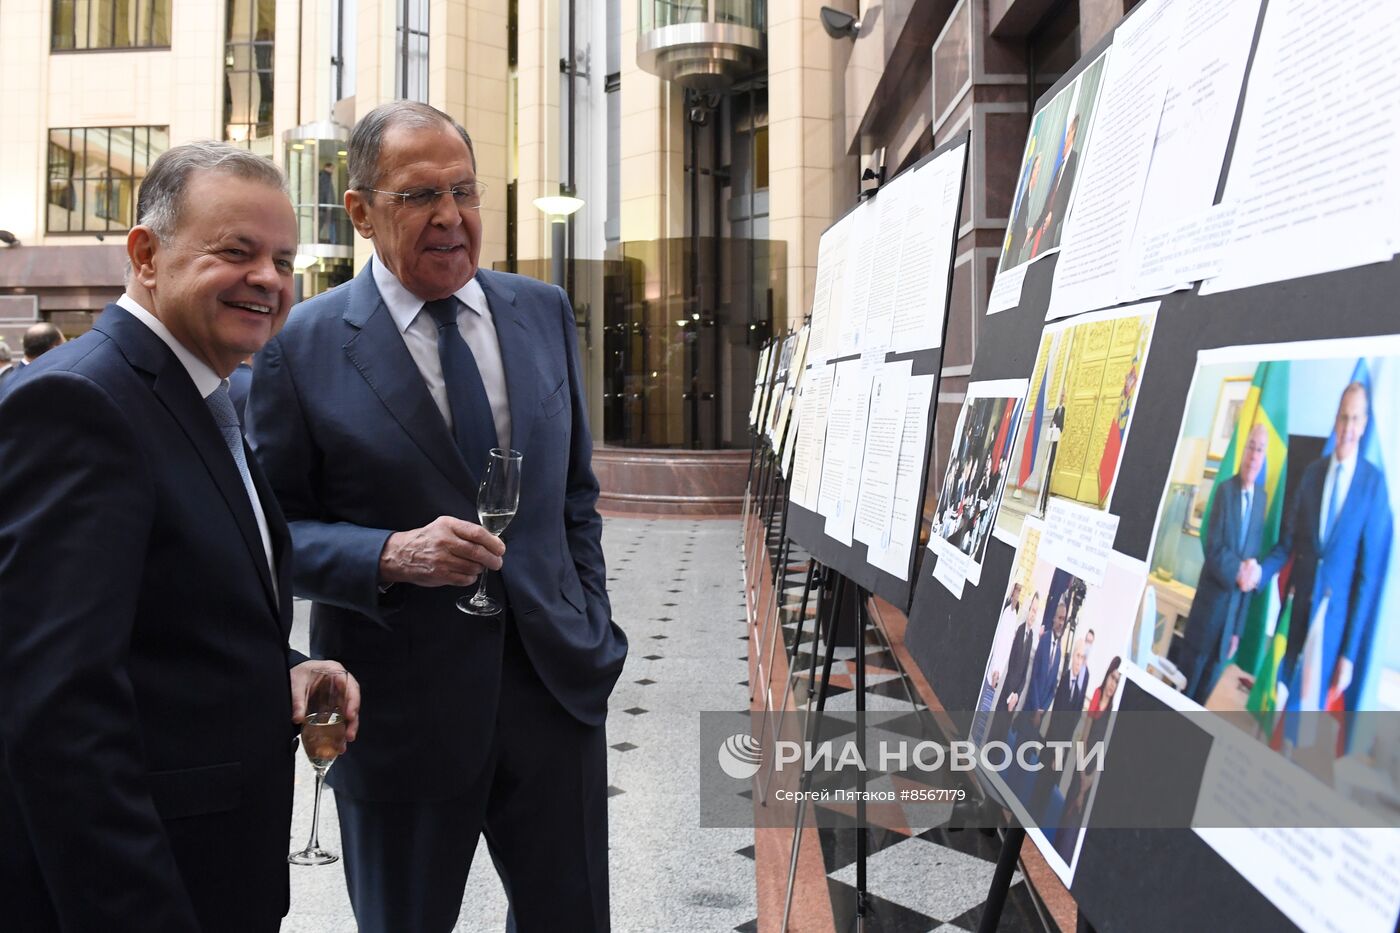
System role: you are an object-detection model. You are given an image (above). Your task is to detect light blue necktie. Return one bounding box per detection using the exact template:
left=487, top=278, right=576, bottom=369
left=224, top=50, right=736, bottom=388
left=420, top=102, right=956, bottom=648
left=1239, top=488, right=1252, bottom=550
left=1323, top=461, right=1343, bottom=544
left=206, top=379, right=261, bottom=527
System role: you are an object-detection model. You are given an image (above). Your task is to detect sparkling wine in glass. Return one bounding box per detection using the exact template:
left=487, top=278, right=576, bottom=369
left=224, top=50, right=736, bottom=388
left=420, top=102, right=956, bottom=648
left=289, top=669, right=348, bottom=866
left=458, top=447, right=522, bottom=616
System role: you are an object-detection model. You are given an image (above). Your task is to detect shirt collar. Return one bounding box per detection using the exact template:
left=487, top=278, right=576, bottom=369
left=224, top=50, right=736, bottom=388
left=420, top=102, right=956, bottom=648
left=371, top=253, right=490, bottom=335
left=117, top=293, right=223, bottom=399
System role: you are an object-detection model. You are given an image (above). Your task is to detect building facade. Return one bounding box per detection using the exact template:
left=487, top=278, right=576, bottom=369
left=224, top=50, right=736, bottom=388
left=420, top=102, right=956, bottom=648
left=0, top=0, right=1135, bottom=503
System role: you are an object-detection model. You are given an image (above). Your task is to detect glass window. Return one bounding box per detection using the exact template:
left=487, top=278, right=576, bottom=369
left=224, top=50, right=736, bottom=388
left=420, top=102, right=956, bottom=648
left=52, top=0, right=171, bottom=50
left=396, top=0, right=429, bottom=101
left=224, top=0, right=276, bottom=149
left=46, top=126, right=168, bottom=234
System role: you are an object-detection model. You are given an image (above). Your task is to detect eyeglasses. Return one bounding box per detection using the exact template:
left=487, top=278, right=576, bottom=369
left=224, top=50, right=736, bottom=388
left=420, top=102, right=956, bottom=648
left=363, top=182, right=488, bottom=210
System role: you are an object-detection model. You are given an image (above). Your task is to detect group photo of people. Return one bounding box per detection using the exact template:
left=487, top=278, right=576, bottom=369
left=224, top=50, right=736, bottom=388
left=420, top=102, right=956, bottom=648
left=974, top=519, right=1147, bottom=883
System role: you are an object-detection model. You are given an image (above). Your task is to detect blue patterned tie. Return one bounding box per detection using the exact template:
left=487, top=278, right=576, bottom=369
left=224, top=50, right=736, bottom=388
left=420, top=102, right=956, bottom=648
left=206, top=379, right=260, bottom=510
left=425, top=297, right=498, bottom=479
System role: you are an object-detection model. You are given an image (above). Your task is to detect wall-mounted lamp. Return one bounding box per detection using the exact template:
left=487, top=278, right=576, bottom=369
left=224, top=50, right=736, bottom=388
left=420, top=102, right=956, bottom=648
left=819, top=6, right=862, bottom=40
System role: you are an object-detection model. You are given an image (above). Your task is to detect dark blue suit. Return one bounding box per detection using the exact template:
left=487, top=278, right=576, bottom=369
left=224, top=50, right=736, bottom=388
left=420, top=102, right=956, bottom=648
left=1179, top=474, right=1268, bottom=702
left=1259, top=456, right=1391, bottom=706
left=247, top=265, right=625, bottom=930
left=0, top=304, right=298, bottom=932
left=227, top=359, right=253, bottom=426
left=1024, top=629, right=1062, bottom=715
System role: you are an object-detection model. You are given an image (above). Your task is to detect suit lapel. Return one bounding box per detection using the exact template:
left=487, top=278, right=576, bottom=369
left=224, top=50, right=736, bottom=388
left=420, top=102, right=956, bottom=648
left=340, top=267, right=476, bottom=492
left=478, top=270, right=542, bottom=459
left=248, top=454, right=294, bottom=635
left=95, top=305, right=281, bottom=619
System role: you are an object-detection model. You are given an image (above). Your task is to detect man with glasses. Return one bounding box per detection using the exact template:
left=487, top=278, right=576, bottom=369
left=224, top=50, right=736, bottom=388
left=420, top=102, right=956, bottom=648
left=247, top=101, right=625, bottom=932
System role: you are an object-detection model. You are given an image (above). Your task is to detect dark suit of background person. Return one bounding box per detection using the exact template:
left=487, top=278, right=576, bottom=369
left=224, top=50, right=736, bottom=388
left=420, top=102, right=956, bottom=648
left=1255, top=384, right=1392, bottom=709
left=0, top=144, right=356, bottom=932
left=247, top=101, right=626, bottom=933
left=1178, top=427, right=1269, bottom=704
left=228, top=358, right=254, bottom=425
left=1020, top=596, right=1069, bottom=739
left=994, top=597, right=1039, bottom=745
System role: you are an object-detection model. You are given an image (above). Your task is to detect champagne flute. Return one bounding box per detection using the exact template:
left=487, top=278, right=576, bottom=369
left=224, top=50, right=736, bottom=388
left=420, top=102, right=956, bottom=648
left=289, top=669, right=348, bottom=866
left=458, top=447, right=522, bottom=616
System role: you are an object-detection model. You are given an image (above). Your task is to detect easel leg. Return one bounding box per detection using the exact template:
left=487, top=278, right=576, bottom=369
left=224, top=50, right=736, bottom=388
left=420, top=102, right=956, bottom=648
left=853, top=587, right=870, bottom=931
left=757, top=561, right=819, bottom=806
left=781, top=573, right=848, bottom=932
left=976, top=827, right=1026, bottom=933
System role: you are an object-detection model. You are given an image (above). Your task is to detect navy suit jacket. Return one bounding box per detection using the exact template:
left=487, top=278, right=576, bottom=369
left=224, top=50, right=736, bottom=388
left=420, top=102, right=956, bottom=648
left=1025, top=629, right=1062, bottom=713
left=1184, top=474, right=1268, bottom=659
left=1260, top=456, right=1391, bottom=691
left=0, top=304, right=298, bottom=932
left=247, top=265, right=626, bottom=801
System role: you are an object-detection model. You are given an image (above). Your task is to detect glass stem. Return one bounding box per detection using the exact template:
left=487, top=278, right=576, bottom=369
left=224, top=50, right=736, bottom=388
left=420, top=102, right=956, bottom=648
left=306, top=769, right=326, bottom=852
left=473, top=569, right=491, bottom=604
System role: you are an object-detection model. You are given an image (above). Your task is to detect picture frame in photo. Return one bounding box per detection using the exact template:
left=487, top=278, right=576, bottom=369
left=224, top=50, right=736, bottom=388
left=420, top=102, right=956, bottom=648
left=1206, top=376, right=1251, bottom=461
left=1186, top=467, right=1218, bottom=536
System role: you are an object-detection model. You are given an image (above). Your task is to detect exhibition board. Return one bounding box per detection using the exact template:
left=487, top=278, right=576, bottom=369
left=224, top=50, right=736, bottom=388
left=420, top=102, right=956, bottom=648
left=904, top=1, right=1400, bottom=931
left=779, top=133, right=969, bottom=609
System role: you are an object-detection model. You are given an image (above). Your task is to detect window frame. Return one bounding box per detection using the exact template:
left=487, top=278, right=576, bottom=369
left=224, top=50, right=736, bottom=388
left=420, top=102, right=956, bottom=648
left=50, top=0, right=172, bottom=53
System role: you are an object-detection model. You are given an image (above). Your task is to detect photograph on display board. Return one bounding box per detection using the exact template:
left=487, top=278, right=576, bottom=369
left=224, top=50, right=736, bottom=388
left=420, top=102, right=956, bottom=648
left=973, top=517, right=1148, bottom=885
left=996, top=50, right=1110, bottom=276
left=1136, top=337, right=1400, bottom=762
left=928, top=380, right=1026, bottom=590
left=994, top=303, right=1158, bottom=546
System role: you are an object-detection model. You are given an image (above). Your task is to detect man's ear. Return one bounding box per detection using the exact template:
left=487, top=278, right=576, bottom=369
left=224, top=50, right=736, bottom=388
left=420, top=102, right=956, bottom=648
left=345, top=189, right=373, bottom=240
left=127, top=226, right=159, bottom=289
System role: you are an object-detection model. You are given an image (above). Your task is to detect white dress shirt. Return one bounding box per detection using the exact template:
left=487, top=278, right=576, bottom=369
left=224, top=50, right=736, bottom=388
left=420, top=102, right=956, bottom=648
left=1320, top=451, right=1357, bottom=539
left=371, top=256, right=512, bottom=451
left=117, top=294, right=277, bottom=588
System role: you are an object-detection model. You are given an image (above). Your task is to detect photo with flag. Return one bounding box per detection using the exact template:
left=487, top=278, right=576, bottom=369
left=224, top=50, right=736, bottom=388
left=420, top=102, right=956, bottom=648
left=1140, top=336, right=1400, bottom=773
left=993, top=49, right=1110, bottom=277
left=996, top=303, right=1158, bottom=546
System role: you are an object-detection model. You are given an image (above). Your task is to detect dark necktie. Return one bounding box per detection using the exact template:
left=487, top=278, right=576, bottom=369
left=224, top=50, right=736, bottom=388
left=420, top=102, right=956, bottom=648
left=424, top=297, right=498, bottom=479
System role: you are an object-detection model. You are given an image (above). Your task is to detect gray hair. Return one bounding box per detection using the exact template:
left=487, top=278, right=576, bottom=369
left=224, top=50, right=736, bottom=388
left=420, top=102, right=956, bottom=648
left=136, top=141, right=287, bottom=241
left=348, top=101, right=476, bottom=198
left=0, top=341, right=11, bottom=363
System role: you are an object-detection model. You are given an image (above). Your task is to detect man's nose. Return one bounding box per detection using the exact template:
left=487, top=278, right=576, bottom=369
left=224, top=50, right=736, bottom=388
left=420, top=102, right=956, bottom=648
left=430, top=191, right=463, bottom=227
left=247, top=255, right=281, bottom=291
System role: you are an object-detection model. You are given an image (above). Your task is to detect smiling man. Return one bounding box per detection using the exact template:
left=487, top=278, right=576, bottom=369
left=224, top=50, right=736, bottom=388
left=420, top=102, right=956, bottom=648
left=247, top=102, right=626, bottom=932
left=0, top=142, right=358, bottom=932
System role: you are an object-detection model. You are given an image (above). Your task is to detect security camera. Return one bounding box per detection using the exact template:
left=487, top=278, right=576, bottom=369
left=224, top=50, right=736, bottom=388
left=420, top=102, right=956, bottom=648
left=819, top=6, right=861, bottom=40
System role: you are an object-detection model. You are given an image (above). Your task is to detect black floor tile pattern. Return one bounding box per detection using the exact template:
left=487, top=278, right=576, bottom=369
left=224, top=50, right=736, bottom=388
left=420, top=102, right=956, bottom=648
left=826, top=880, right=941, bottom=932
